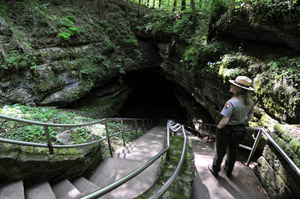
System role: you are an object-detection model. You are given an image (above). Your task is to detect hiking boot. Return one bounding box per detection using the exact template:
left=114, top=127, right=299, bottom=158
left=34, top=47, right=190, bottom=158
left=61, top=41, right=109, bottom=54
left=223, top=165, right=232, bottom=177
left=208, top=164, right=218, bottom=177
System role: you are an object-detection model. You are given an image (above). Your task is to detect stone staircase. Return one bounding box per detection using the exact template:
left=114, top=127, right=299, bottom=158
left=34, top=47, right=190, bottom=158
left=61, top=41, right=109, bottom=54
left=0, top=126, right=166, bottom=199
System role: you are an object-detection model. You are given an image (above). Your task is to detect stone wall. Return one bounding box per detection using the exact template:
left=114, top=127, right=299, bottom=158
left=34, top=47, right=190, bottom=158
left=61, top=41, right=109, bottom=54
left=0, top=143, right=102, bottom=186
left=253, top=124, right=300, bottom=199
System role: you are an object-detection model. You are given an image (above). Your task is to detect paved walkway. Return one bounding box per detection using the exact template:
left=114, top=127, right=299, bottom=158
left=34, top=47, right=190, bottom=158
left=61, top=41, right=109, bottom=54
left=100, top=125, right=269, bottom=199
left=188, top=132, right=269, bottom=199
left=103, top=126, right=166, bottom=199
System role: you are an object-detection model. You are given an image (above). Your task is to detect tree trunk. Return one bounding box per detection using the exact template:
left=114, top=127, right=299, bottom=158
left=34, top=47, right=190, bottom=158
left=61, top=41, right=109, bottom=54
left=191, top=0, right=196, bottom=20
left=147, top=0, right=150, bottom=7
left=181, top=0, right=186, bottom=11
left=173, top=0, right=177, bottom=12
left=126, top=0, right=129, bottom=17
left=138, top=0, right=141, bottom=16
left=153, top=0, right=156, bottom=8
left=159, top=0, right=162, bottom=8
left=96, top=0, right=104, bottom=16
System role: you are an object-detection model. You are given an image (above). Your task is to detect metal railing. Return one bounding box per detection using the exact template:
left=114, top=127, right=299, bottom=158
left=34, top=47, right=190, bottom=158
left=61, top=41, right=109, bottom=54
left=0, top=114, right=187, bottom=198
left=82, top=120, right=187, bottom=199
left=186, top=121, right=218, bottom=142
left=186, top=122, right=300, bottom=178
left=245, top=127, right=300, bottom=177
left=0, top=114, right=155, bottom=156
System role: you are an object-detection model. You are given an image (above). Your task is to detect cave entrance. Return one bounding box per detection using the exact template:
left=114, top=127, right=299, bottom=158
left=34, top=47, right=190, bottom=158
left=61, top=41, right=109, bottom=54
left=119, top=68, right=188, bottom=121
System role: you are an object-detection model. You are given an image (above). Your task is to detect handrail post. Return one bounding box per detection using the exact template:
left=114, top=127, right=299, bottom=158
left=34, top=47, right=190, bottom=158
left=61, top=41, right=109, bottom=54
left=105, top=121, right=113, bottom=157
left=246, top=129, right=263, bottom=166
left=44, top=126, right=54, bottom=155
left=166, top=125, right=170, bottom=160
left=135, top=119, right=138, bottom=138
left=142, top=119, right=145, bottom=134
left=121, top=120, right=125, bottom=146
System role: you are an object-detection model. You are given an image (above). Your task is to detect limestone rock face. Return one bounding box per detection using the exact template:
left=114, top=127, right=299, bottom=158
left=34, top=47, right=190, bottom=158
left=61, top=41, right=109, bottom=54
left=0, top=143, right=102, bottom=185
left=0, top=0, right=161, bottom=113
left=211, top=3, right=300, bottom=52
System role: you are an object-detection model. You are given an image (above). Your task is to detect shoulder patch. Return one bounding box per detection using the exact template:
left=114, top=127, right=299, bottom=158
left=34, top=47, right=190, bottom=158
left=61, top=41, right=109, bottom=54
left=225, top=103, right=231, bottom=109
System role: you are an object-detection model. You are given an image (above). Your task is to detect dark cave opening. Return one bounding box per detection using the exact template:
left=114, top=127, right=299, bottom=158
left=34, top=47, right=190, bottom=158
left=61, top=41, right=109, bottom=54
left=118, top=68, right=188, bottom=121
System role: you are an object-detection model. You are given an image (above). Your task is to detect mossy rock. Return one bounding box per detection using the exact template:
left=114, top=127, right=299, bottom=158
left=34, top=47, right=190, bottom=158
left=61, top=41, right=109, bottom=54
left=254, top=156, right=294, bottom=199
left=0, top=143, right=102, bottom=185
left=274, top=124, right=300, bottom=160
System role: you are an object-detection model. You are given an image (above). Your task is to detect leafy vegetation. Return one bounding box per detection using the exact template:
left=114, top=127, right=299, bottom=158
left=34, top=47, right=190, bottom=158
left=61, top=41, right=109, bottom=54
left=58, top=15, right=80, bottom=41
left=266, top=57, right=300, bottom=89
left=0, top=105, right=143, bottom=156
left=0, top=50, right=38, bottom=71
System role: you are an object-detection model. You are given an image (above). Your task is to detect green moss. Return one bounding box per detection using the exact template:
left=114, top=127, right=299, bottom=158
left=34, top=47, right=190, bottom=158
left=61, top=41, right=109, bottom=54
left=274, top=124, right=298, bottom=142
left=261, top=114, right=273, bottom=126
left=53, top=148, right=82, bottom=155
left=254, top=57, right=300, bottom=122
left=290, top=140, right=300, bottom=157
left=136, top=137, right=194, bottom=199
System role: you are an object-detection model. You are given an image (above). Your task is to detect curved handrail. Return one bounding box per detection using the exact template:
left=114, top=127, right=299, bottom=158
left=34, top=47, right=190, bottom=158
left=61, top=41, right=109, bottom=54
left=0, top=114, right=154, bottom=155
left=247, top=127, right=300, bottom=177
left=149, top=121, right=187, bottom=199
left=185, top=122, right=300, bottom=178
left=81, top=120, right=187, bottom=199
left=0, top=114, right=148, bottom=127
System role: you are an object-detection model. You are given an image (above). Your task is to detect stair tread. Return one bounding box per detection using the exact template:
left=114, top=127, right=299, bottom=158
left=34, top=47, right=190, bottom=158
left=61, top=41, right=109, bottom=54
left=72, top=177, right=100, bottom=196
left=26, top=182, right=56, bottom=199
left=113, top=131, right=165, bottom=161
left=0, top=181, right=24, bottom=199
left=89, top=157, right=145, bottom=187
left=52, top=179, right=81, bottom=199
left=114, top=153, right=155, bottom=161
left=88, top=157, right=161, bottom=199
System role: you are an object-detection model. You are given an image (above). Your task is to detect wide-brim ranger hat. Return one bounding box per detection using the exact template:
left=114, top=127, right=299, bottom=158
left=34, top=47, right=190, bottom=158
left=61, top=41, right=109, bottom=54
left=229, top=76, right=254, bottom=91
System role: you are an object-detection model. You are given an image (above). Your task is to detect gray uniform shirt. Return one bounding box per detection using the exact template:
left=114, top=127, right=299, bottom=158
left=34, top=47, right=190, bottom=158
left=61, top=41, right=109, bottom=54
left=220, top=96, right=254, bottom=125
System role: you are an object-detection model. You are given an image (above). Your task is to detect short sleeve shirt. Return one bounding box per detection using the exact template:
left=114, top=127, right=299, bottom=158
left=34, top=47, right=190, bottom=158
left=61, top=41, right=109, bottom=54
left=220, top=96, right=254, bottom=125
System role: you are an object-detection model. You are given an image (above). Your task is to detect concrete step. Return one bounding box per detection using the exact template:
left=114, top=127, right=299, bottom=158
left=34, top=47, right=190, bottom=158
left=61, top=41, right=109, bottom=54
left=114, top=126, right=166, bottom=162
left=25, top=182, right=56, bottom=199
left=88, top=157, right=144, bottom=188
left=88, top=155, right=161, bottom=199
left=52, top=179, right=81, bottom=199
left=72, top=177, right=100, bottom=197
left=0, top=181, right=24, bottom=199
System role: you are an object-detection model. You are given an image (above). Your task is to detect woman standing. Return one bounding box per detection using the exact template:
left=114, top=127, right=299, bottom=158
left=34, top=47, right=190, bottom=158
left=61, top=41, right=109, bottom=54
left=208, top=76, right=255, bottom=177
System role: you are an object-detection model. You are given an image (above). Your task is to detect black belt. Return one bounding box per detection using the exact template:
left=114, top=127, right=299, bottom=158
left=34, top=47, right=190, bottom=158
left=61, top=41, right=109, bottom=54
left=227, top=124, right=244, bottom=127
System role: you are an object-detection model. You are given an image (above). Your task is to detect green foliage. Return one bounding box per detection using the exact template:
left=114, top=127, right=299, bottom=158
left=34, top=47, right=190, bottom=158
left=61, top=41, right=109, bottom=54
left=0, top=1, right=8, bottom=20
left=143, top=11, right=173, bottom=35
left=58, top=15, right=80, bottom=41
left=184, top=40, right=222, bottom=70
left=0, top=50, right=38, bottom=71
left=234, top=0, right=300, bottom=24
left=0, top=105, right=145, bottom=150
left=0, top=105, right=92, bottom=144
left=266, top=57, right=300, bottom=89
left=121, top=36, right=138, bottom=47
left=172, top=14, right=192, bottom=33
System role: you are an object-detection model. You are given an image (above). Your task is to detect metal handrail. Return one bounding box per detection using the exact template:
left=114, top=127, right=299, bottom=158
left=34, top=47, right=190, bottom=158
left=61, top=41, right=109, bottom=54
left=0, top=114, right=154, bottom=155
left=186, top=122, right=300, bottom=178
left=149, top=122, right=187, bottom=199
left=82, top=120, right=187, bottom=199
left=246, top=127, right=300, bottom=177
